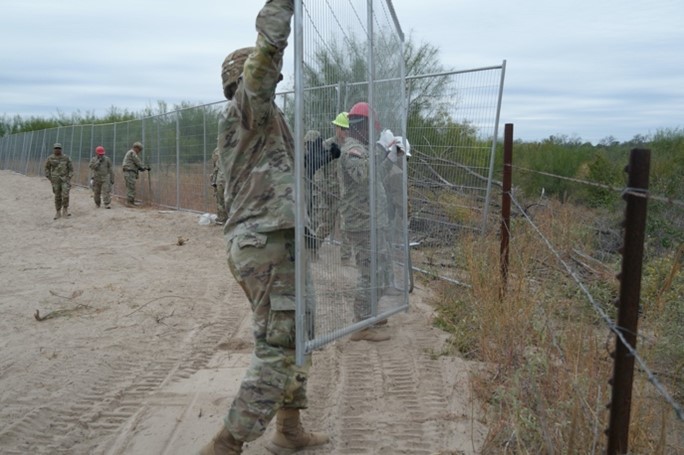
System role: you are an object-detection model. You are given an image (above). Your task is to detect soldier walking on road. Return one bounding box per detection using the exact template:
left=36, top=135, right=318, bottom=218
left=89, top=146, right=114, bottom=209
left=44, top=143, right=73, bottom=220
left=199, top=1, right=329, bottom=454
left=122, top=141, right=149, bottom=207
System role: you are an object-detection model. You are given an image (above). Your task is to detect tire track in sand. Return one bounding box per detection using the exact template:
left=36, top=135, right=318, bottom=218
left=0, top=287, right=242, bottom=455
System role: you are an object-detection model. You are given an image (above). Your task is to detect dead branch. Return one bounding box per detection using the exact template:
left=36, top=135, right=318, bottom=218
left=34, top=304, right=89, bottom=322
left=49, top=289, right=84, bottom=300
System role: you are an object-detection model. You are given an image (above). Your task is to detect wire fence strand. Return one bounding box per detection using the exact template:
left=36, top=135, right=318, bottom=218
left=514, top=165, right=684, bottom=208
left=509, top=191, right=684, bottom=421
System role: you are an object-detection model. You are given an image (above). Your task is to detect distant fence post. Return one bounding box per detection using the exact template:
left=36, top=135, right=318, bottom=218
left=607, top=148, right=651, bottom=455
left=175, top=113, right=180, bottom=209
left=499, top=123, right=513, bottom=297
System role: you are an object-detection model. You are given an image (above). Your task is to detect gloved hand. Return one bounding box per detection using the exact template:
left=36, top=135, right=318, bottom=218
left=376, top=129, right=396, bottom=151
left=146, top=166, right=151, bottom=171
left=395, top=136, right=411, bottom=157
left=89, top=179, right=94, bottom=189
left=329, top=142, right=341, bottom=160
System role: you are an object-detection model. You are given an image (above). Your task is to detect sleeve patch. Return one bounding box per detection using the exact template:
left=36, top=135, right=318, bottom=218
left=347, top=148, right=363, bottom=158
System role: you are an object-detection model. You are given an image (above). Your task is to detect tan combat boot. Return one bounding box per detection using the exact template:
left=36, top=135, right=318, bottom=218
left=62, top=206, right=71, bottom=217
left=198, top=425, right=243, bottom=455
left=54, top=210, right=61, bottom=220
left=266, top=408, right=329, bottom=454
left=350, top=327, right=390, bottom=342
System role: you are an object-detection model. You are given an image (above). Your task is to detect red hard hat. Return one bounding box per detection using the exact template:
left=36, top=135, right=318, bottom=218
left=349, top=102, right=371, bottom=118
left=96, top=146, right=105, bottom=155
left=348, top=102, right=380, bottom=132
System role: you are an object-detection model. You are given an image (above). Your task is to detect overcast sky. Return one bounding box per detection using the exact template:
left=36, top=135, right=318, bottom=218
left=1, top=0, right=682, bottom=144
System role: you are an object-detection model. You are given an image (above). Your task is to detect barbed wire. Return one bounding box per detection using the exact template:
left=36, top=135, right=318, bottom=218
left=514, top=165, right=684, bottom=208
left=508, top=191, right=684, bottom=421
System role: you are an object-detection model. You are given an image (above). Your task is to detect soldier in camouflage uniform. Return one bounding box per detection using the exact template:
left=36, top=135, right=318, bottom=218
left=199, top=1, right=329, bottom=454
left=338, top=102, right=398, bottom=342
left=44, top=143, right=73, bottom=220
left=89, top=145, right=114, bottom=209
left=210, top=147, right=228, bottom=224
left=122, top=141, right=149, bottom=206
left=312, top=113, right=352, bottom=262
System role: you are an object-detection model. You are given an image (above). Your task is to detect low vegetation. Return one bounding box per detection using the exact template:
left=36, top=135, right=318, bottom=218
left=428, top=130, right=683, bottom=453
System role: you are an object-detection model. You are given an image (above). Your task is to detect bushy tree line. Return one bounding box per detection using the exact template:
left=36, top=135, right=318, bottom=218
left=504, top=128, right=684, bottom=251
left=0, top=106, right=140, bottom=137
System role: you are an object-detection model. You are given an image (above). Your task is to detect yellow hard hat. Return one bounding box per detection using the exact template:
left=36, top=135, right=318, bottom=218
left=331, top=112, right=349, bottom=129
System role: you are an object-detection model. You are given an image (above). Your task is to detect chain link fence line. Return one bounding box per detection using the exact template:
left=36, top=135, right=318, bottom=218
left=0, top=66, right=505, bottom=225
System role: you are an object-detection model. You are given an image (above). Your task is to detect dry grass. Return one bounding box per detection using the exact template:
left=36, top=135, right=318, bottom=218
left=71, top=161, right=216, bottom=212
left=429, top=199, right=684, bottom=453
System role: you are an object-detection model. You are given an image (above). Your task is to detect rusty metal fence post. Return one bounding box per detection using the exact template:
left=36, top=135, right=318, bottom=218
left=607, top=148, right=651, bottom=455
left=499, top=123, right=513, bottom=297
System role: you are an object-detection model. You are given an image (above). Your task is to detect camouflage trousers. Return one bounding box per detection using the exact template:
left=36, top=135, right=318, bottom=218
left=214, top=182, right=228, bottom=222
left=224, top=228, right=312, bottom=442
left=123, top=171, right=138, bottom=202
left=50, top=179, right=71, bottom=211
left=92, top=179, right=112, bottom=206
left=345, top=230, right=393, bottom=321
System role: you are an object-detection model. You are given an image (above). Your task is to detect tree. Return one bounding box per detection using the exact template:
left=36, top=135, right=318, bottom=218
left=298, top=32, right=453, bottom=134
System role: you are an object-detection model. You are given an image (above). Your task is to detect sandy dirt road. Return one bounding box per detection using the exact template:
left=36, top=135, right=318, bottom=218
left=0, top=170, right=486, bottom=454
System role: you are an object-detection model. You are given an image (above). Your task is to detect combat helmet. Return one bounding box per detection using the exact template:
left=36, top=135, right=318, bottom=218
left=222, top=47, right=254, bottom=100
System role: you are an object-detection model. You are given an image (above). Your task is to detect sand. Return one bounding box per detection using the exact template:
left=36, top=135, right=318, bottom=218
left=0, top=170, right=486, bottom=454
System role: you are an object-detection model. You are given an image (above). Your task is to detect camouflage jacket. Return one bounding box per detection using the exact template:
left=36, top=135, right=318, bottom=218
left=89, top=155, right=114, bottom=183
left=218, top=0, right=296, bottom=240
left=313, top=137, right=341, bottom=199
left=44, top=153, right=73, bottom=182
left=122, top=149, right=145, bottom=172
left=338, top=136, right=389, bottom=232
left=210, top=148, right=226, bottom=186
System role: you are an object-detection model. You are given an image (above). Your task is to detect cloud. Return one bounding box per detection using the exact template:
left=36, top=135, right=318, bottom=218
left=1, top=0, right=682, bottom=143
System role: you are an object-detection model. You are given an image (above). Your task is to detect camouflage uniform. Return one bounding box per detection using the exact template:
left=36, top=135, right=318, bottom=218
left=210, top=148, right=228, bottom=223
left=44, top=151, right=73, bottom=213
left=122, top=148, right=146, bottom=203
left=338, top=137, right=393, bottom=321
left=312, top=137, right=351, bottom=260
left=217, top=0, right=311, bottom=443
left=89, top=155, right=114, bottom=207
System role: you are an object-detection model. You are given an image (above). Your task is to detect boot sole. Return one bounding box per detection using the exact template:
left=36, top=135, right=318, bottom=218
left=265, top=440, right=328, bottom=455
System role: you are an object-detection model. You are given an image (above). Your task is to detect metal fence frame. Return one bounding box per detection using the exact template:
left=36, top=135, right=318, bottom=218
left=0, top=62, right=506, bottom=362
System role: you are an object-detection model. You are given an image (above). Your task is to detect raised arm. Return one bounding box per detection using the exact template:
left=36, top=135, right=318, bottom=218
left=239, top=0, right=294, bottom=126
